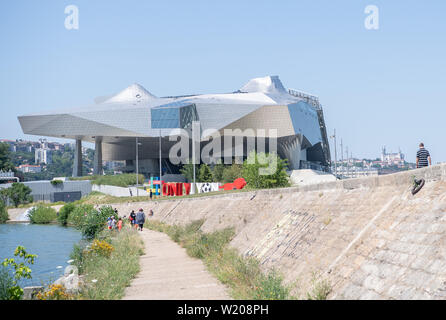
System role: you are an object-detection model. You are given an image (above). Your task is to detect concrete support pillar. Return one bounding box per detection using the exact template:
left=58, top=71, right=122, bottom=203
left=93, top=137, right=103, bottom=175
left=72, top=139, right=83, bottom=177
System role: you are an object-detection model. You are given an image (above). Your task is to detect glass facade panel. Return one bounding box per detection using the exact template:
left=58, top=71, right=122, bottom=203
left=151, top=103, right=198, bottom=129
left=151, top=107, right=180, bottom=129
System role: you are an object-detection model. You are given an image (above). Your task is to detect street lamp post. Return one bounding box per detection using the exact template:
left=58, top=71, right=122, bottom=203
left=136, top=137, right=140, bottom=197
left=159, top=129, right=162, bottom=189
left=330, top=129, right=338, bottom=179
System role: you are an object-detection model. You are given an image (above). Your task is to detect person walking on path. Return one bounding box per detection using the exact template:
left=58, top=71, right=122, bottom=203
left=129, top=210, right=136, bottom=228
left=111, top=216, right=117, bottom=230
left=136, top=208, right=146, bottom=231
left=416, top=143, right=431, bottom=168
left=107, top=216, right=113, bottom=230
left=117, top=218, right=123, bottom=231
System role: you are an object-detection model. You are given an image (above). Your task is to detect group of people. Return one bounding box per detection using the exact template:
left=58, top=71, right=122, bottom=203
left=107, top=215, right=123, bottom=231
left=128, top=208, right=151, bottom=231
left=106, top=207, right=153, bottom=232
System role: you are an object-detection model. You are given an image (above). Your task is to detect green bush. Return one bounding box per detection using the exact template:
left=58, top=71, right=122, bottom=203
left=242, top=151, right=290, bottom=189
left=67, top=204, right=96, bottom=227
left=50, top=180, right=63, bottom=186
left=71, top=174, right=144, bottom=187
left=222, top=163, right=243, bottom=183
left=28, top=204, right=57, bottom=224
left=252, top=270, right=291, bottom=300
left=0, top=200, right=8, bottom=223
left=58, top=203, right=76, bottom=226
left=70, top=205, right=113, bottom=239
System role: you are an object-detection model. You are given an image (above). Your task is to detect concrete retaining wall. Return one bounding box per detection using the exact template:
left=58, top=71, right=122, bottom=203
left=103, top=164, right=446, bottom=299
left=0, top=180, right=92, bottom=204
left=92, top=184, right=149, bottom=197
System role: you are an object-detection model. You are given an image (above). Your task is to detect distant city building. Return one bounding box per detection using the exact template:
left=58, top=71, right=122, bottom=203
left=35, top=148, right=52, bottom=165
left=334, top=166, right=379, bottom=179
left=17, top=164, right=42, bottom=173
left=381, top=147, right=405, bottom=166
left=0, top=170, right=19, bottom=183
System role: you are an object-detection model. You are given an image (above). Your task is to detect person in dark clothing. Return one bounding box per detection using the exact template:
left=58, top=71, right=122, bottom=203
left=149, top=189, right=153, bottom=200
left=416, top=143, right=431, bottom=168
left=135, top=208, right=145, bottom=231
left=129, top=210, right=137, bottom=228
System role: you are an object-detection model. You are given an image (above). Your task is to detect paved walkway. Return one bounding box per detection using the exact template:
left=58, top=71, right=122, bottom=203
left=123, top=229, right=231, bottom=300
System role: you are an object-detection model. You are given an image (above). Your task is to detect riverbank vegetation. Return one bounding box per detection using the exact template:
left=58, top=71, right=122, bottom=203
left=57, top=202, right=75, bottom=226
left=145, top=219, right=297, bottom=300
left=30, top=201, right=143, bottom=300
left=70, top=227, right=143, bottom=299
left=0, top=200, right=8, bottom=223
left=54, top=201, right=144, bottom=299
left=65, top=204, right=114, bottom=239
left=0, top=246, right=37, bottom=300
left=28, top=204, right=57, bottom=224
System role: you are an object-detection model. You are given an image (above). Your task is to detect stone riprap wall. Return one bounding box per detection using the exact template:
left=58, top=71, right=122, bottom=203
left=107, top=164, right=446, bottom=299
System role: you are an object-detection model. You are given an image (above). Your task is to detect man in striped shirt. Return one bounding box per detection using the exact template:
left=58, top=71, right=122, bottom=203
left=416, top=143, right=431, bottom=168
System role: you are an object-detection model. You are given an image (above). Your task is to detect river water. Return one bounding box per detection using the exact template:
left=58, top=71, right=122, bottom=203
left=0, top=223, right=82, bottom=287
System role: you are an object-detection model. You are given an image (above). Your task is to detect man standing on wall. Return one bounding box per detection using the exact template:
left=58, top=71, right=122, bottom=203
left=416, top=143, right=431, bottom=168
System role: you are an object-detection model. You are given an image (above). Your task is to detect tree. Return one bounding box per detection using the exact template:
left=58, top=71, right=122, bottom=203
left=3, top=183, right=33, bottom=208
left=212, top=161, right=225, bottom=182
left=222, top=163, right=243, bottom=183
left=242, top=151, right=290, bottom=189
left=198, top=164, right=213, bottom=182
left=180, top=159, right=196, bottom=182
left=0, top=143, right=15, bottom=172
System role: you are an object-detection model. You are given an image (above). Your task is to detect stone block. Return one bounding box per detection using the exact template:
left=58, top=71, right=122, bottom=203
left=22, top=286, right=44, bottom=300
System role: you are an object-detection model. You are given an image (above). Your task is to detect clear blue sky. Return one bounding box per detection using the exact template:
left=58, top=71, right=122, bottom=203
left=1, top=0, right=445, bottom=163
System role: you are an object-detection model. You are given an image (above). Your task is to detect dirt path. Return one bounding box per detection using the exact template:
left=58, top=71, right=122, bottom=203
left=123, top=229, right=231, bottom=300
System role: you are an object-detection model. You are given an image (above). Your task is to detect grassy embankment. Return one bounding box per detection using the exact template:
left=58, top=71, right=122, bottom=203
left=145, top=219, right=331, bottom=300
left=70, top=226, right=144, bottom=300
left=31, top=201, right=144, bottom=300
left=70, top=173, right=145, bottom=187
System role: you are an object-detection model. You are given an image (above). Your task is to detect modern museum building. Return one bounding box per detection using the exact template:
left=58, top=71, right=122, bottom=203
left=18, top=76, right=331, bottom=177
